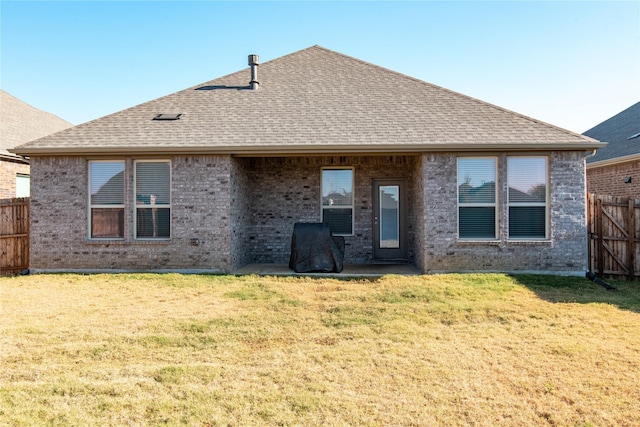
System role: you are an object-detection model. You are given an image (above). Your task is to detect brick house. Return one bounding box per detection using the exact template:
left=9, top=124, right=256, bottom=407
left=1, top=90, right=71, bottom=198
left=584, top=101, right=639, bottom=198
left=12, top=46, right=604, bottom=274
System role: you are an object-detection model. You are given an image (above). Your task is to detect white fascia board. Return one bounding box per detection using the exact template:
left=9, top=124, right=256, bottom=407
left=587, top=153, right=640, bottom=169
left=10, top=142, right=606, bottom=157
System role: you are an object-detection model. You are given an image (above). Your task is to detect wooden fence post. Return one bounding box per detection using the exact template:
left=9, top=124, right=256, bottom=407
left=587, top=193, right=592, bottom=274
left=629, top=198, right=636, bottom=281
left=596, top=197, right=604, bottom=278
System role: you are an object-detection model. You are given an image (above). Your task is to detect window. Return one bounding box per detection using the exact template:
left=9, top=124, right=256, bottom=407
left=457, top=157, right=497, bottom=239
left=508, top=157, right=547, bottom=239
left=321, top=168, right=353, bottom=235
left=89, top=161, right=125, bottom=239
left=15, top=174, right=30, bottom=197
left=135, top=160, right=171, bottom=239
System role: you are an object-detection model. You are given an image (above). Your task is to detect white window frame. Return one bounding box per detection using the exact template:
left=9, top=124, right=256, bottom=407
left=134, top=159, right=172, bottom=240
left=321, top=167, right=354, bottom=236
left=507, top=156, right=549, bottom=240
left=88, top=160, right=125, bottom=240
left=457, top=157, right=498, bottom=240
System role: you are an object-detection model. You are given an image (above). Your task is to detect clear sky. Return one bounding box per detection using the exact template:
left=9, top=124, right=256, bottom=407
left=1, top=1, right=638, bottom=133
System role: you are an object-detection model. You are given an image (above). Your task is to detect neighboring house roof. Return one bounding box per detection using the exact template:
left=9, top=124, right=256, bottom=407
left=12, top=46, right=602, bottom=157
left=584, top=101, right=640, bottom=167
left=1, top=90, right=72, bottom=161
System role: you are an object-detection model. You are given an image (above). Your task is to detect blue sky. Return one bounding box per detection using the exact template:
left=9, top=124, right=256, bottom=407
left=1, top=1, right=638, bottom=133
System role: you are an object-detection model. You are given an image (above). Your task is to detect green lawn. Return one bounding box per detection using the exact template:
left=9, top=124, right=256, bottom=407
left=1, top=273, right=639, bottom=426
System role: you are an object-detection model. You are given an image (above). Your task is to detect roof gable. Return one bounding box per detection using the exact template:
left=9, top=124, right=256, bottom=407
left=12, top=46, right=601, bottom=156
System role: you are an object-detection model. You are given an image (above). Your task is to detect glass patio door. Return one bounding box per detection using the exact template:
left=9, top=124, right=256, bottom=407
left=373, top=179, right=407, bottom=260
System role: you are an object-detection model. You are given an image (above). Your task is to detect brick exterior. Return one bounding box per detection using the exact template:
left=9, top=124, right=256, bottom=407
left=230, top=157, right=252, bottom=270
left=412, top=156, right=428, bottom=273
left=29, top=151, right=589, bottom=275
left=587, top=159, right=640, bottom=198
left=29, top=156, right=233, bottom=272
left=0, top=158, right=29, bottom=198
left=417, top=151, right=588, bottom=274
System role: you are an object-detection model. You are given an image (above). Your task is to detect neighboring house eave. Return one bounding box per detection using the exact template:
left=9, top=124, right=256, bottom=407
left=0, top=152, right=29, bottom=164
left=10, top=141, right=606, bottom=157
left=586, top=152, right=640, bottom=169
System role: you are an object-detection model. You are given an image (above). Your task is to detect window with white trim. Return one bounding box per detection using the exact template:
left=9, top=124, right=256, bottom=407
left=508, top=156, right=548, bottom=239
left=457, top=157, right=497, bottom=239
left=135, top=160, right=171, bottom=239
left=89, top=161, right=125, bottom=239
left=321, top=168, right=354, bottom=235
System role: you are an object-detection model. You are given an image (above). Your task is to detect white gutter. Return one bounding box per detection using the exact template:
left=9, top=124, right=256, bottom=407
left=10, top=141, right=607, bottom=157
left=0, top=151, right=30, bottom=163
left=587, top=152, right=640, bottom=169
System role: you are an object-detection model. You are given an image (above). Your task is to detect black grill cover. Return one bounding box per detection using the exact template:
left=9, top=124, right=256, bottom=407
left=289, top=223, right=345, bottom=273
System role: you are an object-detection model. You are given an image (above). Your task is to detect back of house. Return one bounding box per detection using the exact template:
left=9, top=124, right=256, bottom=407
left=12, top=46, right=604, bottom=274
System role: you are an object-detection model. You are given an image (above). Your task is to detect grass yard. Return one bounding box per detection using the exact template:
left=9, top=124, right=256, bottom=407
left=1, top=273, right=639, bottom=426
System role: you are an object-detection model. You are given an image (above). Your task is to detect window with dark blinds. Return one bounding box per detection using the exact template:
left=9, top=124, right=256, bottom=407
left=508, top=157, right=547, bottom=239
left=457, top=158, right=497, bottom=239
left=321, top=168, right=354, bottom=236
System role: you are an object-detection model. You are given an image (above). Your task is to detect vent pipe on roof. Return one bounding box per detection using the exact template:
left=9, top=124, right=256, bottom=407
left=248, top=54, right=259, bottom=90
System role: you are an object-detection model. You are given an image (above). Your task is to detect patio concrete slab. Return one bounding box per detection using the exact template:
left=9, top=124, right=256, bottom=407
left=234, top=263, right=421, bottom=277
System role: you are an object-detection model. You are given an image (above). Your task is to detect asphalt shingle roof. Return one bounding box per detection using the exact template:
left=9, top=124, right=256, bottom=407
left=584, top=102, right=640, bottom=164
left=1, top=90, right=71, bottom=159
left=12, top=46, right=601, bottom=156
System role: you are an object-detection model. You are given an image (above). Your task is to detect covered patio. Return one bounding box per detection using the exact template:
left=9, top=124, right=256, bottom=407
left=234, top=263, right=421, bottom=278
left=230, top=155, right=423, bottom=271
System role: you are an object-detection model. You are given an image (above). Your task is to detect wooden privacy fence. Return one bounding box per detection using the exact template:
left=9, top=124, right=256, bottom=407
left=588, top=193, right=640, bottom=281
left=1, top=197, right=29, bottom=276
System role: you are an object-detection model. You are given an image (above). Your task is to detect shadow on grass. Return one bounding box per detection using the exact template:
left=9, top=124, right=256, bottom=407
left=510, top=274, right=640, bottom=314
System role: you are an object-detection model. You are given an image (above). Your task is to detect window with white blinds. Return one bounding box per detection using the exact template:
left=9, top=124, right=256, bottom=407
left=457, top=157, right=497, bottom=239
left=508, top=157, right=548, bottom=239
left=135, top=160, right=171, bottom=239
left=89, top=161, right=125, bottom=239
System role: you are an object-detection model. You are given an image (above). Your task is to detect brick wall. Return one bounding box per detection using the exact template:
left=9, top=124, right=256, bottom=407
left=235, top=155, right=419, bottom=265
left=29, top=155, right=234, bottom=272
left=230, top=158, right=252, bottom=270
left=411, top=155, right=427, bottom=273
left=171, top=155, right=233, bottom=271
left=0, top=158, right=29, bottom=198
left=418, top=151, right=588, bottom=274
left=587, top=159, right=639, bottom=198
left=29, top=151, right=589, bottom=274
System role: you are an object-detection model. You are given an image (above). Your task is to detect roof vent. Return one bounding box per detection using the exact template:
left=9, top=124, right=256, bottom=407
left=248, top=54, right=259, bottom=90
left=627, top=132, right=640, bottom=140
left=153, top=114, right=182, bottom=121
